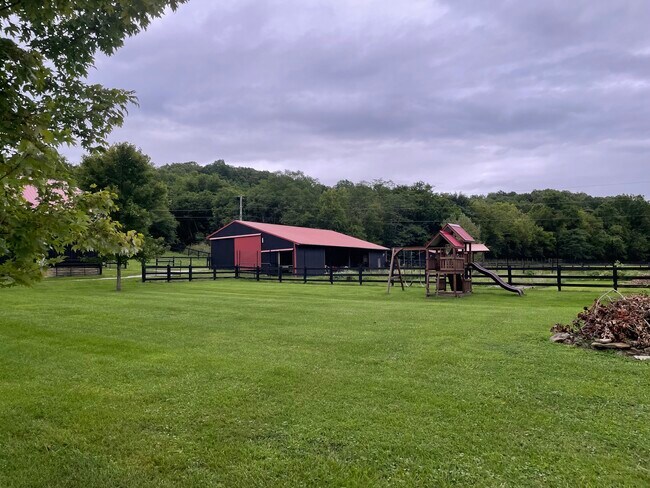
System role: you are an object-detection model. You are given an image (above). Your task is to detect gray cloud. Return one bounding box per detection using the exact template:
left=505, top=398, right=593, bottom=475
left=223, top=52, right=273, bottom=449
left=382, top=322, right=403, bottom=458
left=63, top=0, right=650, bottom=196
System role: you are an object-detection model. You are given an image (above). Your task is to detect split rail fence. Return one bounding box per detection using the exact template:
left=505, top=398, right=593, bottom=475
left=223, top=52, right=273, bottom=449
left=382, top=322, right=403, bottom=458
left=141, top=263, right=650, bottom=290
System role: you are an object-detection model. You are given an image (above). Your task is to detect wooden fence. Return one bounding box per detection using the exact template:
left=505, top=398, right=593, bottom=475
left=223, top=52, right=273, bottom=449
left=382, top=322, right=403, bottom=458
left=49, top=262, right=103, bottom=277
left=471, top=264, right=650, bottom=290
left=153, top=256, right=212, bottom=267
left=141, top=264, right=650, bottom=290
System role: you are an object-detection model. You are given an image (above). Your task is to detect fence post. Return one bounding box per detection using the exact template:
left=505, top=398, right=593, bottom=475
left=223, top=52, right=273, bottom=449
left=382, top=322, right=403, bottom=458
left=556, top=265, right=562, bottom=291
left=359, top=266, right=363, bottom=285
left=278, top=265, right=283, bottom=283
left=213, top=267, right=217, bottom=280
left=613, top=263, right=618, bottom=290
left=189, top=264, right=193, bottom=282
left=235, top=265, right=239, bottom=279
left=507, top=265, right=512, bottom=285
left=142, top=263, right=146, bottom=283
left=329, top=266, right=334, bottom=285
left=156, top=257, right=159, bottom=267
left=303, top=267, right=308, bottom=284
left=167, top=264, right=171, bottom=282
left=256, top=266, right=260, bottom=281
left=99, top=263, right=103, bottom=276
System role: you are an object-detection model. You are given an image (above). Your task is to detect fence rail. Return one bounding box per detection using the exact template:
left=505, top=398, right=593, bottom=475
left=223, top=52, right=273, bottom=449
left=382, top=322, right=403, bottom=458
left=141, top=263, right=650, bottom=290
left=50, top=262, right=103, bottom=277
left=153, top=256, right=212, bottom=268
left=474, top=260, right=650, bottom=271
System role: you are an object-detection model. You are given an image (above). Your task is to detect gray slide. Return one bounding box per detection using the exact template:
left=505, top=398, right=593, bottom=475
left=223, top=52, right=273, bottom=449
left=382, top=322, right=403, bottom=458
left=470, top=262, right=524, bottom=296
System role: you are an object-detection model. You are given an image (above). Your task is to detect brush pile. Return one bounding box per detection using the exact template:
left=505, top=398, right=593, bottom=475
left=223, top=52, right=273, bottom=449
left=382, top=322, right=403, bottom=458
left=550, top=293, right=650, bottom=356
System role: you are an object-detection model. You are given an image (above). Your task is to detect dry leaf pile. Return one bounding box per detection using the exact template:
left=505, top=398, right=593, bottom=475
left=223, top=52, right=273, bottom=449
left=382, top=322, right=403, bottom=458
left=551, top=293, right=650, bottom=352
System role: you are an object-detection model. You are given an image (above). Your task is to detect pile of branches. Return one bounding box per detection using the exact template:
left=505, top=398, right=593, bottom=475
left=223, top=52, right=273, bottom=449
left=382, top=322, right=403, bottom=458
left=552, top=293, right=650, bottom=351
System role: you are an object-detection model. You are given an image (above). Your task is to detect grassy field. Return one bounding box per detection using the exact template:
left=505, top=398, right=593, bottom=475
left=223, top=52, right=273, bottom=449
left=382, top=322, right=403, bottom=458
left=1, top=278, right=649, bottom=487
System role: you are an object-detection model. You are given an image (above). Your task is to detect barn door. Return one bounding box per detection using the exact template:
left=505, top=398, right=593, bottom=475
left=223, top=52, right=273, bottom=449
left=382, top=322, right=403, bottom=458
left=234, top=235, right=262, bottom=269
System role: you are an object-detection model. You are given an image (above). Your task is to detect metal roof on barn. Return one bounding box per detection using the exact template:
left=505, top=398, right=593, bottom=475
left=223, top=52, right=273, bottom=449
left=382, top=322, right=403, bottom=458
left=208, top=220, right=388, bottom=250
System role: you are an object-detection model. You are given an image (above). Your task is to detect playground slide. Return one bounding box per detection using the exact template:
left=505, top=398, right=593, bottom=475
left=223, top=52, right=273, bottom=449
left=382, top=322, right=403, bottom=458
left=469, top=263, right=524, bottom=296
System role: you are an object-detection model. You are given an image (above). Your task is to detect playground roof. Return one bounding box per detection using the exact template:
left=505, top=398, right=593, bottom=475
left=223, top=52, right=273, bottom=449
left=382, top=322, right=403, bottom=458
left=209, top=220, right=388, bottom=251
left=446, top=223, right=475, bottom=243
left=426, top=223, right=489, bottom=252
left=439, top=229, right=464, bottom=248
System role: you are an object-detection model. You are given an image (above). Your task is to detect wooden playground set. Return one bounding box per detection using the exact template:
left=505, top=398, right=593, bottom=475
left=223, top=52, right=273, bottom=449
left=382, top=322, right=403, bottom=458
left=387, top=223, right=524, bottom=297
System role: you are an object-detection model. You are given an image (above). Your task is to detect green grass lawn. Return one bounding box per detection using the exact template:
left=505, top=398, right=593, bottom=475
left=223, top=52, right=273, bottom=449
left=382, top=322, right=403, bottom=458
left=1, top=279, right=649, bottom=487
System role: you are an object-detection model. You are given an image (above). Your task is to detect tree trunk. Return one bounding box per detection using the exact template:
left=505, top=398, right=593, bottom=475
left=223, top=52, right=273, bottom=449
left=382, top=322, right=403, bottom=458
left=116, top=256, right=122, bottom=292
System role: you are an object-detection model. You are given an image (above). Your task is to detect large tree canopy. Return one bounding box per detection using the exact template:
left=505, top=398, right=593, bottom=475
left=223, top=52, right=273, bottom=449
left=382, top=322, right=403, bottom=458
left=0, top=0, right=186, bottom=286
left=78, top=142, right=176, bottom=242
left=77, top=142, right=177, bottom=291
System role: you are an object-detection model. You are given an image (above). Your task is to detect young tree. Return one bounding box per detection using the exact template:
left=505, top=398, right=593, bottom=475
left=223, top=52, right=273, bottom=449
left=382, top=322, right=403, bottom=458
left=78, top=143, right=177, bottom=290
left=1, top=0, right=186, bottom=286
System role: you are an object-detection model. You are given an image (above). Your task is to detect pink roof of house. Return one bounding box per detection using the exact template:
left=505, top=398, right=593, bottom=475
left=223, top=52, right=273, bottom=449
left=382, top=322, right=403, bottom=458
left=22, top=182, right=73, bottom=207
left=22, top=185, right=40, bottom=206
left=209, top=220, right=388, bottom=250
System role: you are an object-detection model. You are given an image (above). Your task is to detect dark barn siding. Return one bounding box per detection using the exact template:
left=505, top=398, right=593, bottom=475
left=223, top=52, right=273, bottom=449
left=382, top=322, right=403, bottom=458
left=211, top=221, right=260, bottom=238
left=296, top=246, right=326, bottom=275
left=211, top=238, right=235, bottom=268
left=261, top=233, right=293, bottom=251
left=368, top=251, right=387, bottom=269
left=262, top=250, right=278, bottom=275
left=211, top=222, right=292, bottom=250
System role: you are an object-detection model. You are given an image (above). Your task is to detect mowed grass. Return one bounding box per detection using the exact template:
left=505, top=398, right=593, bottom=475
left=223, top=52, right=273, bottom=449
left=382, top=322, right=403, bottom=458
left=1, top=278, right=649, bottom=487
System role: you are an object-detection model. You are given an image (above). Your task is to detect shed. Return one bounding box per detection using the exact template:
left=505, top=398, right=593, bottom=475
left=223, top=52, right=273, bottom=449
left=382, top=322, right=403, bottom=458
left=206, top=220, right=388, bottom=274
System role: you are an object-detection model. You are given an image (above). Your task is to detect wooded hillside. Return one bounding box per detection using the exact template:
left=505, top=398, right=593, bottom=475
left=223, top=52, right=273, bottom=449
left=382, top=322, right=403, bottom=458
left=151, top=160, right=650, bottom=262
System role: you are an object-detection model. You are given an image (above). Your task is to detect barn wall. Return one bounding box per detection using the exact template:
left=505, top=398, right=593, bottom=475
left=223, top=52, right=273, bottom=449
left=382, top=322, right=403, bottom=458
left=211, top=238, right=234, bottom=268
left=262, top=250, right=278, bottom=275
left=210, top=221, right=260, bottom=238
left=368, top=251, right=387, bottom=269
left=261, top=233, right=293, bottom=251
left=296, top=246, right=326, bottom=275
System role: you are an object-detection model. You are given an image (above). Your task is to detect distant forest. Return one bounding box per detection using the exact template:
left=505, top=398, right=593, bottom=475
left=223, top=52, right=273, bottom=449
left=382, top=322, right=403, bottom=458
left=152, top=160, right=649, bottom=262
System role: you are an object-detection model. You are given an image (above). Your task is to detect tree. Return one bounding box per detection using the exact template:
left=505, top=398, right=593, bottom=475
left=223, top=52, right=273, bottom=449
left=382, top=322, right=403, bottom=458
left=0, top=183, right=142, bottom=286
left=78, top=143, right=176, bottom=290
left=1, top=0, right=186, bottom=286
left=443, top=210, right=481, bottom=241
left=470, top=200, right=553, bottom=259
left=317, top=189, right=352, bottom=233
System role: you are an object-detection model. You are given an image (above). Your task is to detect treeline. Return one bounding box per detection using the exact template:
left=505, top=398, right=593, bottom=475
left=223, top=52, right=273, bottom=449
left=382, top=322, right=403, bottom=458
left=155, top=160, right=650, bottom=262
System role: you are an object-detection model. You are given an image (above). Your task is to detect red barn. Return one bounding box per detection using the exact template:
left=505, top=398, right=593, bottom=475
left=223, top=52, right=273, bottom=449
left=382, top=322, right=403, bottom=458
left=207, top=220, right=388, bottom=274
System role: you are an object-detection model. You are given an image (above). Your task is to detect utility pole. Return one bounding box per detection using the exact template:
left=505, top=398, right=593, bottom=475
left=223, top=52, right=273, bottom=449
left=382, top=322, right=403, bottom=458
left=239, top=195, right=243, bottom=220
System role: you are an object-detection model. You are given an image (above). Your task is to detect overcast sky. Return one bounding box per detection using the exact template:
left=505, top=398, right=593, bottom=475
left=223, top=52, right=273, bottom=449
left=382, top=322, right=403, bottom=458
left=64, top=0, right=650, bottom=196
